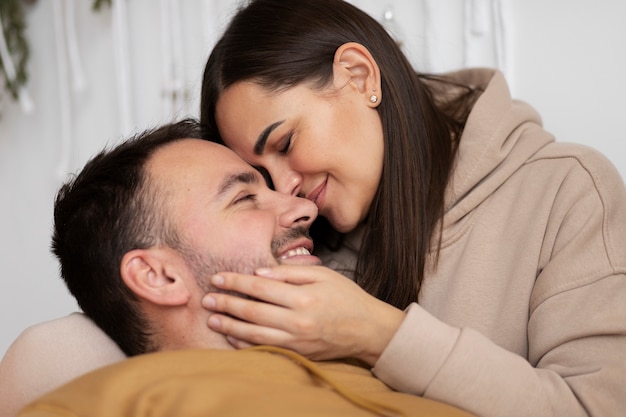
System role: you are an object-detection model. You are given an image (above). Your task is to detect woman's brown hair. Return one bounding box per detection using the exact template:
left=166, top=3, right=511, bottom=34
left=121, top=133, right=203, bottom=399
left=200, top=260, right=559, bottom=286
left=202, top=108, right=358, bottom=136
left=200, top=0, right=479, bottom=309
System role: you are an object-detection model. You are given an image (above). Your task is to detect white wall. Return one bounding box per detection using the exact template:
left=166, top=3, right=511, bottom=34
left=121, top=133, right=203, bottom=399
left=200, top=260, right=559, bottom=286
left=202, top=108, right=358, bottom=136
left=1, top=0, right=625, bottom=357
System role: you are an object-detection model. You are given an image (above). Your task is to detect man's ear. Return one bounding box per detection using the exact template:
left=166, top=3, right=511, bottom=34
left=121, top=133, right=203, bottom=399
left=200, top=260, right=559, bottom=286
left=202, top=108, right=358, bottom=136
left=332, top=42, right=381, bottom=107
left=120, top=249, right=191, bottom=307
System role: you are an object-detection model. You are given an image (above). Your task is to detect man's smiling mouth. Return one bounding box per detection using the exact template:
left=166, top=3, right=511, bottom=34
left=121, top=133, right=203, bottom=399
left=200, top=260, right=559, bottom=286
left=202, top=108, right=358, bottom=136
left=279, top=247, right=312, bottom=260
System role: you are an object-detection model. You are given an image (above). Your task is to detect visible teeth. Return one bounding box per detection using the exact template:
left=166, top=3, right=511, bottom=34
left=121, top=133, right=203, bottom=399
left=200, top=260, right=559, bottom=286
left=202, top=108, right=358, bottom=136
left=280, top=247, right=311, bottom=259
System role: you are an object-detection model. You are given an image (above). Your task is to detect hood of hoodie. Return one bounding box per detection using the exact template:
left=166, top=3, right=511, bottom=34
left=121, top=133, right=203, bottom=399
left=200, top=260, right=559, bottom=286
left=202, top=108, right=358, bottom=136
left=437, top=68, right=555, bottom=243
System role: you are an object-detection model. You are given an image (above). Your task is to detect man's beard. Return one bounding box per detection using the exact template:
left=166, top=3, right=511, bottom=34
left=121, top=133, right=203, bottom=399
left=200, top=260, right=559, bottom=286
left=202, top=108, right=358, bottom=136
left=179, top=226, right=311, bottom=293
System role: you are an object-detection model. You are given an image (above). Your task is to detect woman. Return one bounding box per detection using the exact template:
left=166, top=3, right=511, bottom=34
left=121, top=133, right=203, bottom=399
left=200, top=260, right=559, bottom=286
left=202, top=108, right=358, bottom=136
left=199, top=1, right=626, bottom=416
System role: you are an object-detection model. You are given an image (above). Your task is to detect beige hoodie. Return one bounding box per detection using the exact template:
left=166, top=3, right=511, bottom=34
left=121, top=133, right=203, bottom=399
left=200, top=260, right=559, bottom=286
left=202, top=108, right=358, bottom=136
left=324, top=68, right=626, bottom=417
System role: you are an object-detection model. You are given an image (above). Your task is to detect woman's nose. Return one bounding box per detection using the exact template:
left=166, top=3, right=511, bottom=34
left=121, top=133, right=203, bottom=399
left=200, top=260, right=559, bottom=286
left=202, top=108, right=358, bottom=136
left=271, top=167, right=303, bottom=197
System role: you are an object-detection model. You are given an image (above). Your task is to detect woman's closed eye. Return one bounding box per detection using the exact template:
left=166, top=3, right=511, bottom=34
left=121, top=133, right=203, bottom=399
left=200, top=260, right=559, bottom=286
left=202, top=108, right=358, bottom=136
left=255, top=166, right=275, bottom=190
left=279, top=132, right=293, bottom=155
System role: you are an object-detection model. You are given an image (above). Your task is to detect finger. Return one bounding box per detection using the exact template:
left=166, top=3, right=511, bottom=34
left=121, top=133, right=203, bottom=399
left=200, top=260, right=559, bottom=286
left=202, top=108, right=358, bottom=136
left=226, top=336, right=254, bottom=350
left=204, top=292, right=294, bottom=330
left=254, top=265, right=327, bottom=284
left=208, top=313, right=291, bottom=347
left=210, top=273, right=299, bottom=306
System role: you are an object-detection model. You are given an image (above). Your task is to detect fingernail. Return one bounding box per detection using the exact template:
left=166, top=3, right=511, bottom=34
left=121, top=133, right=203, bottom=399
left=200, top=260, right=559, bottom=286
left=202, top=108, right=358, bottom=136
left=255, top=267, right=271, bottom=276
left=211, top=274, right=224, bottom=285
left=203, top=296, right=216, bottom=309
left=208, top=315, right=221, bottom=329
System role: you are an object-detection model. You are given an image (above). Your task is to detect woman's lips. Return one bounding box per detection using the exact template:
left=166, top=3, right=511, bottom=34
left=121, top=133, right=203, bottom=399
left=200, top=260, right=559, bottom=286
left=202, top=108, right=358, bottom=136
left=307, top=177, right=327, bottom=209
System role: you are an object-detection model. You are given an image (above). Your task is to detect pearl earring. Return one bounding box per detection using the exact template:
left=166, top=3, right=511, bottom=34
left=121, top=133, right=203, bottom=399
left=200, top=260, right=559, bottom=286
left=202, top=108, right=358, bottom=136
left=370, top=94, right=378, bottom=103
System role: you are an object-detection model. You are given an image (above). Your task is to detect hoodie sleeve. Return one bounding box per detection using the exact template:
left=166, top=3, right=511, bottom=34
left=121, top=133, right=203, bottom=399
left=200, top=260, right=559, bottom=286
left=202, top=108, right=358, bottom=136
left=372, top=147, right=626, bottom=417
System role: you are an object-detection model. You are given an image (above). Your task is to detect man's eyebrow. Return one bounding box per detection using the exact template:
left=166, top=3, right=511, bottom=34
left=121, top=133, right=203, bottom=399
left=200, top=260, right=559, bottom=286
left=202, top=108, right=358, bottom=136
left=216, top=171, right=259, bottom=199
left=254, top=120, right=284, bottom=155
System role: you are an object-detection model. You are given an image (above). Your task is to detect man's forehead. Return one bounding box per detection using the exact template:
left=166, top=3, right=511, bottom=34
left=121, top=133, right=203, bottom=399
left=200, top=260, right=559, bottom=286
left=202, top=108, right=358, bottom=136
left=148, top=138, right=257, bottom=192
left=151, top=138, right=244, bottom=169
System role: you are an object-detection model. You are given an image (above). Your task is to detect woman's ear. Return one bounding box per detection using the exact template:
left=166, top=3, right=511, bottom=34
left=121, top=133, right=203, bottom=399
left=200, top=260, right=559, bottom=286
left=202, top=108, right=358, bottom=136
left=332, top=42, right=381, bottom=107
left=120, top=249, right=191, bottom=307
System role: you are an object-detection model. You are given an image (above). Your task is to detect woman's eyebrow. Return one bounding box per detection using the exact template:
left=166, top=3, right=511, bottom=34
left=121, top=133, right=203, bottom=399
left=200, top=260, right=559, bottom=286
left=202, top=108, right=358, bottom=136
left=254, top=120, right=284, bottom=155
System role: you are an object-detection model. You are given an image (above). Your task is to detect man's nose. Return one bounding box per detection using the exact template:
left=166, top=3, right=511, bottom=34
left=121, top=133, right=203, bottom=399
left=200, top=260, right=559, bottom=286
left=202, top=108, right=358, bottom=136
left=277, top=193, right=318, bottom=229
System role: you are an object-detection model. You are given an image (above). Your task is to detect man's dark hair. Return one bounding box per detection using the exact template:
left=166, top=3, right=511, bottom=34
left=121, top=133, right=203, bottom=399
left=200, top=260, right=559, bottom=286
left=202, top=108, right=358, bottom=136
left=51, top=119, right=203, bottom=356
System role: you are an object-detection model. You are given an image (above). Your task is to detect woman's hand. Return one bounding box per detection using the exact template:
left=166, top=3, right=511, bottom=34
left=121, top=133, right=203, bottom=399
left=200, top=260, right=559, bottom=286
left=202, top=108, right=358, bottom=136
left=202, top=265, right=405, bottom=366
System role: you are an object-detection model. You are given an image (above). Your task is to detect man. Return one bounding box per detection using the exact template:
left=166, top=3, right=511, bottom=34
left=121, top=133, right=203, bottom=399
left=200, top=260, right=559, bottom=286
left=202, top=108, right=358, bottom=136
left=50, top=118, right=320, bottom=357
left=9, top=119, right=473, bottom=417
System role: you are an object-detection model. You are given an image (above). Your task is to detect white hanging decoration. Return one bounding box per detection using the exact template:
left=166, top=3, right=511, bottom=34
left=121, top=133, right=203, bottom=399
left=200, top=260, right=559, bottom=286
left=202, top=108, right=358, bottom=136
left=160, top=0, right=187, bottom=120
left=51, top=0, right=90, bottom=179
left=491, top=0, right=510, bottom=80
left=381, top=2, right=405, bottom=49
left=423, top=0, right=458, bottom=73
left=112, top=0, right=134, bottom=134
left=160, top=0, right=173, bottom=119
left=170, top=0, right=187, bottom=116
left=0, top=12, right=34, bottom=114
left=63, top=0, right=86, bottom=92
left=201, top=0, right=239, bottom=49
left=466, top=0, right=490, bottom=36
left=463, top=0, right=509, bottom=78
left=200, top=0, right=219, bottom=48
left=52, top=0, right=72, bottom=179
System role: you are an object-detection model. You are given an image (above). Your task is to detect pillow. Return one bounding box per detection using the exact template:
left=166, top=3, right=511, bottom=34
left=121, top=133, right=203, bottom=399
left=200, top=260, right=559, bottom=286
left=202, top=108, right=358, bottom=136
left=0, top=313, right=126, bottom=417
